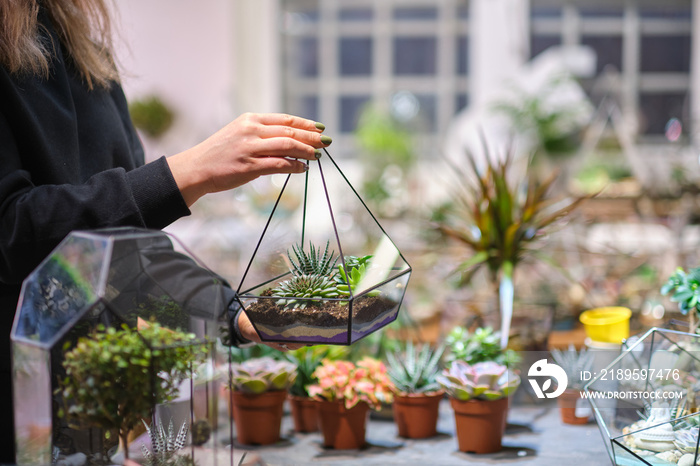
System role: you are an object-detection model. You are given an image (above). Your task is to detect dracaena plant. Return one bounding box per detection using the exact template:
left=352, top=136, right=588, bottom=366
left=386, top=341, right=445, bottom=395
left=436, top=360, right=520, bottom=401
left=433, top=135, right=589, bottom=348
left=661, top=266, right=700, bottom=334
left=228, top=357, right=297, bottom=394
left=307, top=357, right=395, bottom=410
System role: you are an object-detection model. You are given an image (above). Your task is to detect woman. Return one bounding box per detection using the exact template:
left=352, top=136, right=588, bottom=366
left=0, top=1, right=330, bottom=462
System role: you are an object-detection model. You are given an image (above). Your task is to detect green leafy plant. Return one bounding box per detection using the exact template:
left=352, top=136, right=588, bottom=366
left=283, top=345, right=348, bottom=398
left=445, top=326, right=521, bottom=368
left=59, top=323, right=204, bottom=461
left=129, top=95, right=175, bottom=139
left=307, top=357, right=395, bottom=410
left=335, top=255, right=377, bottom=298
left=386, top=341, right=445, bottom=395
left=662, top=266, right=700, bottom=333
left=437, top=360, right=520, bottom=401
left=550, top=344, right=594, bottom=391
left=433, top=136, right=589, bottom=347
left=228, top=357, right=297, bottom=394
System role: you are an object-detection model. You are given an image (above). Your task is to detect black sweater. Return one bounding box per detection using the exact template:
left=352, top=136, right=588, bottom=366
left=0, top=10, right=191, bottom=462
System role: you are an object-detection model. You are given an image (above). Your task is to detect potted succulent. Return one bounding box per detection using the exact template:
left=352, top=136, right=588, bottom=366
left=227, top=357, right=296, bottom=445
left=662, top=266, right=700, bottom=334
left=386, top=341, right=445, bottom=439
left=59, top=322, right=204, bottom=462
left=307, top=357, right=394, bottom=449
left=550, top=344, right=594, bottom=425
left=437, top=360, right=521, bottom=454
left=284, top=345, right=348, bottom=433
left=445, top=326, right=521, bottom=367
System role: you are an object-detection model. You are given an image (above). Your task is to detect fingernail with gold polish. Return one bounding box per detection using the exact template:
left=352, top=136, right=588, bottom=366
left=314, top=149, right=322, bottom=159
left=321, top=135, right=332, bottom=146
left=315, top=122, right=326, bottom=131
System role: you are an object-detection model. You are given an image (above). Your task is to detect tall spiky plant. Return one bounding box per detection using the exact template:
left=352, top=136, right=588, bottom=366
left=288, top=241, right=339, bottom=278
left=141, top=418, right=191, bottom=466
left=434, top=134, right=590, bottom=348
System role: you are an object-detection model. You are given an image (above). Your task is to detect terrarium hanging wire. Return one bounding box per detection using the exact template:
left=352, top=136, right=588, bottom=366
left=235, top=147, right=412, bottom=345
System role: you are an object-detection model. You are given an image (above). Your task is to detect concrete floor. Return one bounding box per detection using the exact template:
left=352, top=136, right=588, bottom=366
left=232, top=399, right=612, bottom=466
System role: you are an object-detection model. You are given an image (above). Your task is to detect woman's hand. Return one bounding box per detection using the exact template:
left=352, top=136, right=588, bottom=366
left=167, top=113, right=331, bottom=206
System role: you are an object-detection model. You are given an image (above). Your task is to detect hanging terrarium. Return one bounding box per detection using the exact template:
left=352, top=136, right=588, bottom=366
left=235, top=148, right=412, bottom=345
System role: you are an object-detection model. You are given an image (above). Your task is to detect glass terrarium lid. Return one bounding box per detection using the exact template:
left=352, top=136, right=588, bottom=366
left=12, top=227, right=227, bottom=348
left=237, top=150, right=411, bottom=297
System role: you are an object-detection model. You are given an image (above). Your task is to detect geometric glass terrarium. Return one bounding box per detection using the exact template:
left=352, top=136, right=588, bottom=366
left=235, top=148, right=411, bottom=345
left=585, top=328, right=700, bottom=466
left=11, top=228, right=225, bottom=465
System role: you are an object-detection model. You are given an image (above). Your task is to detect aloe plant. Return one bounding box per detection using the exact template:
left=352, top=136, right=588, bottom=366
left=436, top=360, right=520, bottom=401
left=386, top=341, right=445, bottom=395
left=141, top=418, right=192, bottom=466
left=433, top=134, right=589, bottom=347
left=228, top=357, right=297, bottom=394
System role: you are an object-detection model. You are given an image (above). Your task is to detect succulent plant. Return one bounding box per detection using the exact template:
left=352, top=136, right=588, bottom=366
left=386, top=341, right=445, bottom=395
left=662, top=266, right=700, bottom=333
left=141, top=418, right=191, bottom=466
left=550, top=344, right=594, bottom=391
left=228, top=357, right=297, bottom=394
left=335, top=255, right=373, bottom=297
left=288, top=241, right=339, bottom=278
left=674, top=427, right=699, bottom=453
left=445, top=326, right=521, bottom=368
left=436, top=360, right=520, bottom=401
left=271, top=274, right=339, bottom=309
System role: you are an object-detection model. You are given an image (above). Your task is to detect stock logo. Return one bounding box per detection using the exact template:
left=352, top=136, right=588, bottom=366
left=528, top=359, right=568, bottom=399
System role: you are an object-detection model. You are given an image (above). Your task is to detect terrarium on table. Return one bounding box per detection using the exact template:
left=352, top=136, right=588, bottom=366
left=234, top=148, right=411, bottom=345
left=11, top=228, right=225, bottom=465
left=585, top=328, right=700, bottom=466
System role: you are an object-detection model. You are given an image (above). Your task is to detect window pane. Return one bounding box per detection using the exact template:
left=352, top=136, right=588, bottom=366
left=394, top=37, right=437, bottom=75
left=457, top=36, right=469, bottom=75
left=340, top=8, right=373, bottom=21
left=456, top=94, right=469, bottom=114
left=531, top=6, right=562, bottom=19
left=340, top=96, right=371, bottom=133
left=339, top=37, right=373, bottom=76
left=640, top=5, right=691, bottom=19
left=639, top=92, right=687, bottom=135
left=579, top=6, right=623, bottom=18
left=394, top=7, right=438, bottom=20
left=581, top=35, right=622, bottom=73
left=531, top=35, right=561, bottom=59
left=640, top=36, right=691, bottom=73
left=299, top=95, right=319, bottom=122
left=457, top=3, right=469, bottom=19
left=297, top=37, right=318, bottom=77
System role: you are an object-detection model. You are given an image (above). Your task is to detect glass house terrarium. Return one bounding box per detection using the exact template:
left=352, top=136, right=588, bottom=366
left=235, top=149, right=412, bottom=345
left=11, top=228, right=225, bottom=465
left=585, top=328, right=700, bottom=466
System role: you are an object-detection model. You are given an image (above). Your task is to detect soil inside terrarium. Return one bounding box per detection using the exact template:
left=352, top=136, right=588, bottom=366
left=244, top=295, right=398, bottom=328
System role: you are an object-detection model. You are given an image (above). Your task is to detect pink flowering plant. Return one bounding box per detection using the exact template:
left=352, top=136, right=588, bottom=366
left=307, top=357, right=395, bottom=410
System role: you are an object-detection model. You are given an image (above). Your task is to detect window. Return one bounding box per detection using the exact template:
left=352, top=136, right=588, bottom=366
left=340, top=38, right=373, bottom=76
left=340, top=96, right=371, bottom=133
left=640, top=36, right=691, bottom=73
left=394, top=37, right=437, bottom=76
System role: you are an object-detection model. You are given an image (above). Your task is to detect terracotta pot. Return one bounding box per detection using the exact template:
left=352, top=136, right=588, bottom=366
left=557, top=389, right=589, bottom=425
left=450, top=396, right=509, bottom=454
left=393, top=391, right=443, bottom=439
left=289, top=395, right=319, bottom=433
left=317, top=400, right=370, bottom=449
left=230, top=390, right=286, bottom=445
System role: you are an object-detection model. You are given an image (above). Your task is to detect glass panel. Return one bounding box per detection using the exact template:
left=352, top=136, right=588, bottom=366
left=457, top=36, right=469, bottom=75
left=531, top=35, right=561, bottom=58
left=297, top=36, right=319, bottom=78
left=13, top=342, right=52, bottom=465
left=456, top=94, right=469, bottom=113
left=350, top=272, right=410, bottom=344
left=579, top=5, right=623, bottom=18
left=339, top=7, right=373, bottom=21
left=339, top=95, right=371, bottom=133
left=298, top=95, right=319, bottom=122
left=393, top=7, right=438, bottom=20
left=393, top=37, right=437, bottom=75
left=639, top=92, right=688, bottom=135
left=640, top=35, right=691, bottom=73
left=581, top=35, right=623, bottom=73
left=640, top=5, right=692, bottom=19
left=339, top=37, right=373, bottom=76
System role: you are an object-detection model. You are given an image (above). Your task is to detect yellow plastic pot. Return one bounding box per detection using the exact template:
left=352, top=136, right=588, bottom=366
left=579, top=307, right=631, bottom=343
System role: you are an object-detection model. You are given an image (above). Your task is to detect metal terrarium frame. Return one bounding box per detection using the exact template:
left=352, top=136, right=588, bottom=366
left=235, top=147, right=412, bottom=345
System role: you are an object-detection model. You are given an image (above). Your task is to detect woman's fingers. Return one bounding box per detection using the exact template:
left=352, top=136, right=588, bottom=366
left=255, top=113, right=324, bottom=132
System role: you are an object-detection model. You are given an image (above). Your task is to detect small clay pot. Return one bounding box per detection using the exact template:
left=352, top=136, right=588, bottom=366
left=230, top=390, right=286, bottom=445
left=288, top=395, right=319, bottom=433
left=317, top=400, right=370, bottom=449
left=450, top=396, right=509, bottom=454
left=557, top=389, right=590, bottom=425
left=393, top=391, right=444, bottom=439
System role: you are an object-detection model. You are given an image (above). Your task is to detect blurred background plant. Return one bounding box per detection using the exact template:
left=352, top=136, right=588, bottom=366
left=128, top=95, right=175, bottom=139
